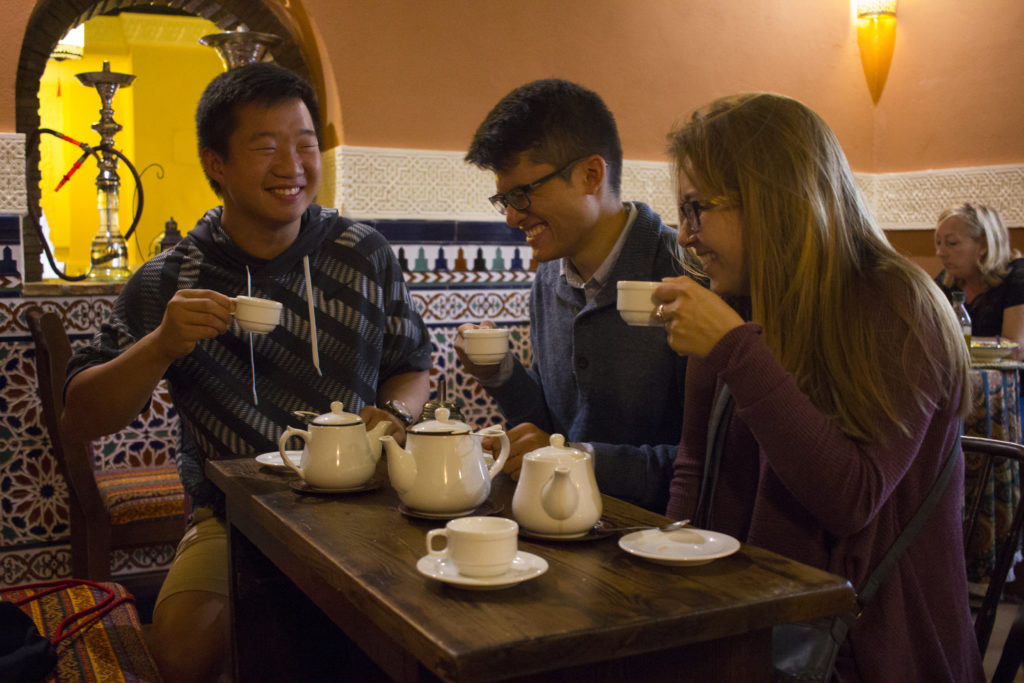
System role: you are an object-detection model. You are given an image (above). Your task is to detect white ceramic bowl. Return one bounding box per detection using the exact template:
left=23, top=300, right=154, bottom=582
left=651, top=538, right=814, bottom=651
left=233, top=296, right=283, bottom=334
left=970, top=337, right=1019, bottom=362
left=463, top=328, right=510, bottom=365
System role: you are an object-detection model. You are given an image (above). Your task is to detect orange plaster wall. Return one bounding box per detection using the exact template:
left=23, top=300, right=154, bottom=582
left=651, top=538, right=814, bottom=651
left=4, top=1, right=1024, bottom=174
left=0, top=0, right=34, bottom=129
left=306, top=0, right=873, bottom=164
left=301, top=0, right=1024, bottom=172
left=869, top=0, right=1024, bottom=171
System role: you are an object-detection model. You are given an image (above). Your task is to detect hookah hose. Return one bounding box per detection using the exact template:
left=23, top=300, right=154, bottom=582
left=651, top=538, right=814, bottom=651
left=25, top=128, right=145, bottom=281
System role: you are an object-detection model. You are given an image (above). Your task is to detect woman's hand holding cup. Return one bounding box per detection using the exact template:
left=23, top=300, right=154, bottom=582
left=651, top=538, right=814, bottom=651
left=654, top=277, right=744, bottom=357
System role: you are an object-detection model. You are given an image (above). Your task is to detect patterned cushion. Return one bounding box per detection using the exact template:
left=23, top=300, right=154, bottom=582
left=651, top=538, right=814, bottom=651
left=3, top=581, right=162, bottom=682
left=94, top=466, right=185, bottom=524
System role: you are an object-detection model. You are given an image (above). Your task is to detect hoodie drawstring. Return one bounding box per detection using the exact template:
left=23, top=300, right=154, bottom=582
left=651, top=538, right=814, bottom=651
left=303, top=255, right=322, bottom=376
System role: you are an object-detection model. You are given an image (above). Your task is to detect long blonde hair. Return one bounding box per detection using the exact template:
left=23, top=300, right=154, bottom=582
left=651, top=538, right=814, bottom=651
left=938, top=202, right=1020, bottom=289
left=669, top=93, right=970, bottom=441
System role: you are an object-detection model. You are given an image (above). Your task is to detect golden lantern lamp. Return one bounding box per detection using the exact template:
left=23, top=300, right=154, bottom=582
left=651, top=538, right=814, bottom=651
left=856, top=0, right=898, bottom=104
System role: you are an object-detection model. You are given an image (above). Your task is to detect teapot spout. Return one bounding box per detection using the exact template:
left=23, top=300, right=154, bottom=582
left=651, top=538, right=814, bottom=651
left=541, top=467, right=578, bottom=521
left=381, top=435, right=416, bottom=493
left=366, top=421, right=392, bottom=462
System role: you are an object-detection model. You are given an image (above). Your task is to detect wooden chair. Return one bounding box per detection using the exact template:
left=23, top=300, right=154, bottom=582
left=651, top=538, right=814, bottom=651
left=25, top=307, right=186, bottom=594
left=960, top=435, right=1024, bottom=681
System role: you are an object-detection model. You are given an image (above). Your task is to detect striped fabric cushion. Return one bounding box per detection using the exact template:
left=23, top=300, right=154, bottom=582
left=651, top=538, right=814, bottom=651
left=4, top=581, right=162, bottom=682
left=94, top=466, right=185, bottom=524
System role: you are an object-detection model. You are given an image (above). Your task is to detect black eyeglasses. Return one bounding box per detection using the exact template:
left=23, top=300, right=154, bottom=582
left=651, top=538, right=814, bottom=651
left=679, top=197, right=727, bottom=236
left=488, top=157, right=587, bottom=215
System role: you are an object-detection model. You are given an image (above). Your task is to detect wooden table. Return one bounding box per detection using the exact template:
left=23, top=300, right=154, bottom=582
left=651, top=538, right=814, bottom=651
left=207, top=458, right=855, bottom=682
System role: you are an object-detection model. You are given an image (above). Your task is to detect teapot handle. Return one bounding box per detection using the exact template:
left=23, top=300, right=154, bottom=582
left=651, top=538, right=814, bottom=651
left=486, top=430, right=510, bottom=479
left=277, top=426, right=310, bottom=479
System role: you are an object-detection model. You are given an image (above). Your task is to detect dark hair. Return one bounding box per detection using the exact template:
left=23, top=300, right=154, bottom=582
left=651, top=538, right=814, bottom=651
left=196, top=62, right=321, bottom=194
left=465, top=79, right=623, bottom=195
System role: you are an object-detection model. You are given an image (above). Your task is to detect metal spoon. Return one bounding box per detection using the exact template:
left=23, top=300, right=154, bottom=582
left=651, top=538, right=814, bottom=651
left=614, top=519, right=691, bottom=534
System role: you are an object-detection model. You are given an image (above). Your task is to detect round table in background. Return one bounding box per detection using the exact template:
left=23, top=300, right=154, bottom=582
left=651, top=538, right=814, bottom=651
left=965, top=361, right=1024, bottom=583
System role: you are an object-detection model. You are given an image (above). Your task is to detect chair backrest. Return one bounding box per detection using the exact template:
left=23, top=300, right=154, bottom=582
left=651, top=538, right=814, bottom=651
left=960, top=435, right=1024, bottom=657
left=25, top=307, right=106, bottom=516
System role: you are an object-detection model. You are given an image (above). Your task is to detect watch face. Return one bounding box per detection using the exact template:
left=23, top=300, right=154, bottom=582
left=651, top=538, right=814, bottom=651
left=385, top=400, right=413, bottom=426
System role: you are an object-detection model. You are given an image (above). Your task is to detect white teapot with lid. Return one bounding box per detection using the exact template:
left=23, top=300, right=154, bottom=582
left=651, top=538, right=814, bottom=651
left=512, top=434, right=602, bottom=537
left=277, top=401, right=391, bottom=489
left=381, top=407, right=510, bottom=515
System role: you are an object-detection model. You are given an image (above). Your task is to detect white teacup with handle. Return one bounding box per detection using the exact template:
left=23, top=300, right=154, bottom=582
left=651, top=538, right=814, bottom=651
left=425, top=516, right=519, bottom=577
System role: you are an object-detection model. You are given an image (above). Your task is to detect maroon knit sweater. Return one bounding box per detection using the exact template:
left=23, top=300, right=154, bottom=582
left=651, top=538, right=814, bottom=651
left=667, top=322, right=984, bottom=683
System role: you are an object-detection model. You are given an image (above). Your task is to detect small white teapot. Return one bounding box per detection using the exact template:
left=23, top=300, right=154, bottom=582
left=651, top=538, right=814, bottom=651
left=277, top=401, right=391, bottom=489
left=381, top=408, right=510, bottom=515
left=512, top=434, right=602, bottom=537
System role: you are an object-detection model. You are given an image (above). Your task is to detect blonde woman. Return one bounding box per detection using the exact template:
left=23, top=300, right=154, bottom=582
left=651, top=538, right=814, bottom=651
left=935, top=202, right=1024, bottom=358
left=653, top=93, right=982, bottom=681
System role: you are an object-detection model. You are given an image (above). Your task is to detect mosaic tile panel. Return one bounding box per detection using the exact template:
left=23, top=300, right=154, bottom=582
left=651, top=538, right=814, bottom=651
left=0, top=544, right=70, bottom=585
left=1, top=439, right=69, bottom=545
left=0, top=298, right=178, bottom=585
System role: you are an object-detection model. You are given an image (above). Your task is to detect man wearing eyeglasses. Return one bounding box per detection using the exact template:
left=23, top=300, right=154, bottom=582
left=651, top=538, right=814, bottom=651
left=455, top=79, right=693, bottom=514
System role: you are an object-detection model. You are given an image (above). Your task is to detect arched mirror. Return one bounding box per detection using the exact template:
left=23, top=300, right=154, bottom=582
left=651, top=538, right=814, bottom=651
left=17, top=0, right=311, bottom=282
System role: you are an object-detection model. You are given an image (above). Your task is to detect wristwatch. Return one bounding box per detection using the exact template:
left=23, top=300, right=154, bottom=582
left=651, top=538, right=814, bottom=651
left=383, top=399, right=415, bottom=427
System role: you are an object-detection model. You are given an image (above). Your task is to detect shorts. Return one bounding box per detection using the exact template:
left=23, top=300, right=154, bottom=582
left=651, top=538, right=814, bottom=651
left=154, top=507, right=229, bottom=611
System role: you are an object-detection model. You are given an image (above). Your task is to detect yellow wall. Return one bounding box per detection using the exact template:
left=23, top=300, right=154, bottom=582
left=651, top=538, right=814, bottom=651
left=38, top=14, right=222, bottom=274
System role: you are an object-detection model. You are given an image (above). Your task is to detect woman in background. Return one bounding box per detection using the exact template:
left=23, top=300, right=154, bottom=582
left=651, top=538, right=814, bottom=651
left=935, top=202, right=1024, bottom=358
left=653, top=93, right=982, bottom=681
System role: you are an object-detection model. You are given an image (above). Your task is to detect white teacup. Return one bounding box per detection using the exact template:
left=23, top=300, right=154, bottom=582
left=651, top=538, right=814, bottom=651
left=616, top=281, right=661, bottom=326
left=425, top=516, right=518, bottom=577
left=462, top=328, right=510, bottom=365
left=232, top=295, right=283, bottom=334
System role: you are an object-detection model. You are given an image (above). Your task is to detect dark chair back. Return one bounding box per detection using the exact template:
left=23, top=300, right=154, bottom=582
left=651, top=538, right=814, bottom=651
left=960, top=435, right=1024, bottom=668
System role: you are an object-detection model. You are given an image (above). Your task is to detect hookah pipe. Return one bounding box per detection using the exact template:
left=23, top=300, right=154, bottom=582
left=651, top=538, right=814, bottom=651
left=25, top=127, right=144, bottom=281
left=27, top=60, right=146, bottom=282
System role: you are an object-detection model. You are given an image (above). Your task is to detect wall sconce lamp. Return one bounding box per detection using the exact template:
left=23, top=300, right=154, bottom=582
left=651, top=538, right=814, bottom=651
left=856, top=1, right=898, bottom=104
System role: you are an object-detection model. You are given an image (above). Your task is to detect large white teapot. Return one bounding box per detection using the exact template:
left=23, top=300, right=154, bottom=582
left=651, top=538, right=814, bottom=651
left=381, top=408, right=510, bottom=515
left=512, top=434, right=602, bottom=537
left=277, top=401, right=391, bottom=489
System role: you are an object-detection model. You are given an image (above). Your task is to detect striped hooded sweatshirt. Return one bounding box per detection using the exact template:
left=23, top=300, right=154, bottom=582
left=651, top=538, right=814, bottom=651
left=67, top=204, right=432, bottom=513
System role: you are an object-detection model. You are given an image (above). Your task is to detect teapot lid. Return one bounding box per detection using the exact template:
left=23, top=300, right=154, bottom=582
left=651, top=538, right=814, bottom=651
left=525, top=433, right=585, bottom=460
left=310, top=401, right=362, bottom=426
left=408, top=407, right=470, bottom=435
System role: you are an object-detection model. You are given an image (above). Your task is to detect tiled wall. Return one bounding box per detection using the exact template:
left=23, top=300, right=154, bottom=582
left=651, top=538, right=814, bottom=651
left=0, top=215, right=534, bottom=586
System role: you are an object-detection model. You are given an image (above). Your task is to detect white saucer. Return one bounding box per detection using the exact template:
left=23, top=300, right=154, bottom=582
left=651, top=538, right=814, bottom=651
left=618, top=527, right=740, bottom=566
left=416, top=551, right=548, bottom=590
left=255, top=450, right=301, bottom=470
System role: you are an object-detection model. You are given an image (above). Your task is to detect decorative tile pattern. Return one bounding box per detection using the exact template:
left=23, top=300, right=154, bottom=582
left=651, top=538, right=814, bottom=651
left=0, top=544, right=70, bottom=585
left=0, top=300, right=177, bottom=586
left=413, top=288, right=530, bottom=325
left=0, top=440, right=69, bottom=545
left=0, top=133, right=27, bottom=215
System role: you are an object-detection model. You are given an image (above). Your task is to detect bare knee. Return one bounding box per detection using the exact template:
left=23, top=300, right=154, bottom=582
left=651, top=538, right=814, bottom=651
left=148, top=590, right=229, bottom=683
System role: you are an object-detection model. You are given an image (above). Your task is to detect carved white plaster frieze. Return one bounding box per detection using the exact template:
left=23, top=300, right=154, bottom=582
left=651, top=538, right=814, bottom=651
left=330, top=146, right=1024, bottom=231
left=0, top=133, right=26, bottom=215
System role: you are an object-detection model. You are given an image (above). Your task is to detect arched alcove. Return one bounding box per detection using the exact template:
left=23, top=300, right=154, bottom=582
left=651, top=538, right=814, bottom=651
left=16, top=0, right=313, bottom=281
